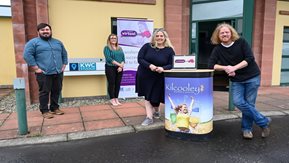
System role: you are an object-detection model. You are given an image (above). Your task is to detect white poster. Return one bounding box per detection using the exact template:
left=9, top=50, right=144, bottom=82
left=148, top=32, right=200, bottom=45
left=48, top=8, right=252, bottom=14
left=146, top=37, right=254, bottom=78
left=117, top=18, right=153, bottom=98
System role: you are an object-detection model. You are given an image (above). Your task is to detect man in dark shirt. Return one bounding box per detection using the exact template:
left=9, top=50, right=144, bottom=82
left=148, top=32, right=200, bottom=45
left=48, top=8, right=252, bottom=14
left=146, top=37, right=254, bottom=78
left=23, top=23, right=68, bottom=119
left=208, top=23, right=271, bottom=139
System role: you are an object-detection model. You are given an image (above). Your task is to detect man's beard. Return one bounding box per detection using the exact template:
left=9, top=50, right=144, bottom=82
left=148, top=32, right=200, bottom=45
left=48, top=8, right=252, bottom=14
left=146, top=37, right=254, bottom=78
left=40, top=34, right=52, bottom=41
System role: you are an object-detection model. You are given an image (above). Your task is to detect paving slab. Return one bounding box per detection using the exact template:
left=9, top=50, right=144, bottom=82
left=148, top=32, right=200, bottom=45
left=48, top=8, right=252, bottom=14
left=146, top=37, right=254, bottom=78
left=68, top=126, right=135, bottom=140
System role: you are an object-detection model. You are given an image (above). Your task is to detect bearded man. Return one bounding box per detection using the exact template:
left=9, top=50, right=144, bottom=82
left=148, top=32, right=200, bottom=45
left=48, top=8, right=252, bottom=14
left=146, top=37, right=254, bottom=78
left=24, top=23, right=68, bottom=119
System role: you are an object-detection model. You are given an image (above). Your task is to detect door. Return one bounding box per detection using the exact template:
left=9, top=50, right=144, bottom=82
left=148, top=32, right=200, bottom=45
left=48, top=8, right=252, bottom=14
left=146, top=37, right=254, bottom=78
left=197, top=20, right=232, bottom=91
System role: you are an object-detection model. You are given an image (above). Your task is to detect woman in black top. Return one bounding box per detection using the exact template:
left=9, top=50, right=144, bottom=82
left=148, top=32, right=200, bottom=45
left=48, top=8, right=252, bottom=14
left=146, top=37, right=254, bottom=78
left=136, top=28, right=175, bottom=126
left=208, top=23, right=271, bottom=139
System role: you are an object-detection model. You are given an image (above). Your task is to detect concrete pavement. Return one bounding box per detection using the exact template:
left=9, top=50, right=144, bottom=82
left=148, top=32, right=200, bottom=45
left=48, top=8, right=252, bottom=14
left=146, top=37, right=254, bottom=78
left=0, top=86, right=289, bottom=147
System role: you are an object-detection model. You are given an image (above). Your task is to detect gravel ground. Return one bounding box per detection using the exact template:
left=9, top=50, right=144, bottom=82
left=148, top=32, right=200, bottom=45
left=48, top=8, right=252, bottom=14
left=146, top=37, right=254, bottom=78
left=0, top=92, right=143, bottom=113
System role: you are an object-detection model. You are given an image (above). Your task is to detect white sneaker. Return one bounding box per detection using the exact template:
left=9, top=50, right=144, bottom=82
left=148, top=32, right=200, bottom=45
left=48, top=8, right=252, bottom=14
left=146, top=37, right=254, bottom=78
left=141, top=117, right=153, bottom=126
left=243, top=131, right=253, bottom=139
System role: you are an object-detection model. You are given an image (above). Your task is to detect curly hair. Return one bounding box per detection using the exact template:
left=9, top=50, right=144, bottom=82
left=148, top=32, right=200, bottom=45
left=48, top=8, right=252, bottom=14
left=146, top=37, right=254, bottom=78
left=211, top=23, right=240, bottom=45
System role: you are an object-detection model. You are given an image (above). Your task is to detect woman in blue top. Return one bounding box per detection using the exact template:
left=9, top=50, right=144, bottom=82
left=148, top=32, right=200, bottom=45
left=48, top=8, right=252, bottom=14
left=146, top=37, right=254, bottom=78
left=136, top=28, right=175, bottom=126
left=103, top=34, right=125, bottom=106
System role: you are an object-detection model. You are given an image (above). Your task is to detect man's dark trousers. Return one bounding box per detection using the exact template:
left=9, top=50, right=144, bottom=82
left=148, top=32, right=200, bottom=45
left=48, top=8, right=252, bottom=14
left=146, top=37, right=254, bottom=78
left=36, top=73, right=63, bottom=113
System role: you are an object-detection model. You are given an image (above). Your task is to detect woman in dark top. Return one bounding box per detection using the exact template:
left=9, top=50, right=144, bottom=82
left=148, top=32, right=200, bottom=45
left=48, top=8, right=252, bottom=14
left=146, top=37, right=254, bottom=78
left=103, top=34, right=125, bottom=106
left=136, top=28, right=175, bottom=126
left=208, top=23, right=271, bottom=139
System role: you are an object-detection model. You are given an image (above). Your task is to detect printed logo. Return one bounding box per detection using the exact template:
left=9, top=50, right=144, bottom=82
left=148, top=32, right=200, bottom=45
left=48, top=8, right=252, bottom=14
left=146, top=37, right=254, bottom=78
left=79, top=62, right=96, bottom=71
left=69, top=63, right=79, bottom=71
left=121, top=30, right=137, bottom=37
left=165, top=83, right=204, bottom=95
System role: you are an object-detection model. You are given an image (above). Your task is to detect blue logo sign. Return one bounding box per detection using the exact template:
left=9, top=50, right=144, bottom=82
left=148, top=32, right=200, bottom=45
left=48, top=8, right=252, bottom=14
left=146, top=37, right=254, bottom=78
left=79, top=62, right=96, bottom=71
left=69, top=63, right=79, bottom=71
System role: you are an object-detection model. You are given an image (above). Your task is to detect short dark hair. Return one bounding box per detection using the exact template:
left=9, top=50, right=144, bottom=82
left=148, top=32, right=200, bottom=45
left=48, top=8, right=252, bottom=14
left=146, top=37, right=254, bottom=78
left=37, top=23, right=51, bottom=31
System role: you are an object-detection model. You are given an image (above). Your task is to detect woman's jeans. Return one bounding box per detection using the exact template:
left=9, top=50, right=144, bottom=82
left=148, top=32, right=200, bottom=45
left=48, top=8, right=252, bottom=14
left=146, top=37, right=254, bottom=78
left=231, top=75, right=269, bottom=132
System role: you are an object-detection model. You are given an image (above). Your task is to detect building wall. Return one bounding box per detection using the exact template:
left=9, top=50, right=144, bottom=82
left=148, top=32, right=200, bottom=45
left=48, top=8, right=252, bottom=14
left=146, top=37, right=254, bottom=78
left=272, top=1, right=289, bottom=85
left=0, top=17, right=16, bottom=86
left=48, top=0, right=164, bottom=97
left=11, top=0, right=285, bottom=102
left=252, top=0, right=276, bottom=87
left=164, top=0, right=190, bottom=55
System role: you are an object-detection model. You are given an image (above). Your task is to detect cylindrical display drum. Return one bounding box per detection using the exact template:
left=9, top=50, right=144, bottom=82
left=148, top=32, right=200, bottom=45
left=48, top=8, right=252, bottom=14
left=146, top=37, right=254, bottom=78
left=164, top=69, right=214, bottom=140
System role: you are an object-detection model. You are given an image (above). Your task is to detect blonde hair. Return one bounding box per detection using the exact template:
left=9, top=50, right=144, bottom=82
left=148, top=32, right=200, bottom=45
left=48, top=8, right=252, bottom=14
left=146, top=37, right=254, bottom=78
left=150, top=28, right=174, bottom=50
left=211, top=23, right=240, bottom=45
left=106, top=34, right=121, bottom=50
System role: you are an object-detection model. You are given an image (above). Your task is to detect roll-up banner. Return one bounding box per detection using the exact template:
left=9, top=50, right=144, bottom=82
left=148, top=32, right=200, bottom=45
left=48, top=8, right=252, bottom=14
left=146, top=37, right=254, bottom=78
left=117, top=18, right=154, bottom=98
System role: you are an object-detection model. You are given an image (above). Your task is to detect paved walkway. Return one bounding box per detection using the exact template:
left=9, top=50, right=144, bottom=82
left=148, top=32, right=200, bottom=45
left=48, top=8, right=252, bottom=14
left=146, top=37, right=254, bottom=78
left=0, top=86, right=289, bottom=147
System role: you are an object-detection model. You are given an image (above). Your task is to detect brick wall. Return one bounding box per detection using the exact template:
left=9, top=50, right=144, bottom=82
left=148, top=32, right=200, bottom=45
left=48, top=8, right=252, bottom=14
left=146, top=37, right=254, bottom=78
left=253, top=0, right=276, bottom=86
left=164, top=0, right=190, bottom=55
left=11, top=0, right=49, bottom=104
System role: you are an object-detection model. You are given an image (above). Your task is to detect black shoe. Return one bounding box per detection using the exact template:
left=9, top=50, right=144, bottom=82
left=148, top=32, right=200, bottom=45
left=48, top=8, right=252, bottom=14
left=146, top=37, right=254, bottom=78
left=153, top=112, right=160, bottom=119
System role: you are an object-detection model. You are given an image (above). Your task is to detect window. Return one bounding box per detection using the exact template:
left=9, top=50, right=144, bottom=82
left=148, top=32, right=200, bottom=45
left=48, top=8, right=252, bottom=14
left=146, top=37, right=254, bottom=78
left=192, top=0, right=243, bottom=21
left=280, top=27, right=289, bottom=85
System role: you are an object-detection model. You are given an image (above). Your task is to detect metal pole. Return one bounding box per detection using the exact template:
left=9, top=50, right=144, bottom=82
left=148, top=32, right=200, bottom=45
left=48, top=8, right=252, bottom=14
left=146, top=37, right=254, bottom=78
left=13, top=78, right=28, bottom=135
left=228, top=81, right=235, bottom=111
left=58, top=92, right=63, bottom=104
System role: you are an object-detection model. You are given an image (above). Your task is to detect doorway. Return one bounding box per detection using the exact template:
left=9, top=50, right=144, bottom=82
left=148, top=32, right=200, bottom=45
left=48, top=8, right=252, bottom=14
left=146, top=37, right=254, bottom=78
left=197, top=20, right=233, bottom=91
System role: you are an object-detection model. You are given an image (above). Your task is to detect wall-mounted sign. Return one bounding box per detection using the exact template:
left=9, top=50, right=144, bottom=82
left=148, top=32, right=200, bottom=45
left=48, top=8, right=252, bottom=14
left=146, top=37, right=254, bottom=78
left=79, top=62, right=96, bottom=71
left=66, top=58, right=105, bottom=72
left=69, top=62, right=97, bottom=71
left=69, top=63, right=79, bottom=71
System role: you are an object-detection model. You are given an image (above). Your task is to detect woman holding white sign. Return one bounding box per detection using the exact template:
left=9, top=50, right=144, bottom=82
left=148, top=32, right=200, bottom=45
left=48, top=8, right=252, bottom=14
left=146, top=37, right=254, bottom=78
left=136, top=28, right=175, bottom=126
left=103, top=34, right=125, bottom=106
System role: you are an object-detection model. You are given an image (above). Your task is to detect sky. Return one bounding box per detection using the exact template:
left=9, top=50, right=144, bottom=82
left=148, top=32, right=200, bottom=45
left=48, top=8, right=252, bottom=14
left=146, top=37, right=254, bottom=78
left=0, top=0, right=10, bottom=6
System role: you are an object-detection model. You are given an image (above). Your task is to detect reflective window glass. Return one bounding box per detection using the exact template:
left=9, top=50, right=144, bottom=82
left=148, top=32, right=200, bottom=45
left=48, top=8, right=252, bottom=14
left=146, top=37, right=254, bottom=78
left=192, top=23, right=196, bottom=39
left=283, top=28, right=289, bottom=41
left=0, top=6, right=11, bottom=17
left=192, top=0, right=243, bottom=21
left=192, top=0, right=212, bottom=3
left=281, top=71, right=289, bottom=84
left=281, top=57, right=289, bottom=69
left=282, top=42, right=289, bottom=56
